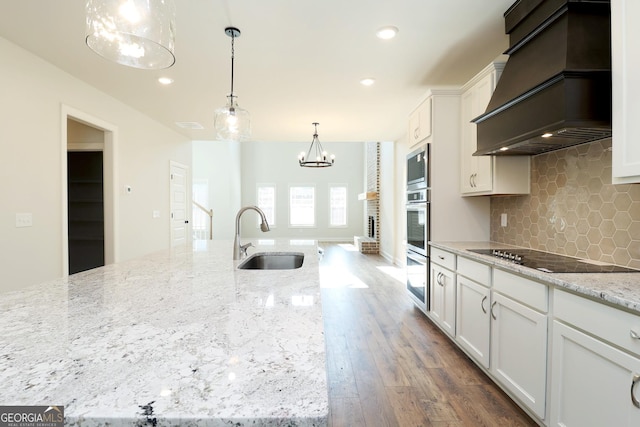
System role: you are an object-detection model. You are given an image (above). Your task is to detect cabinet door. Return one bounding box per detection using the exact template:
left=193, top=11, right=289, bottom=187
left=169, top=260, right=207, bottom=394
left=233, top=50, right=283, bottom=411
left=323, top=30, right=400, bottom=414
left=612, top=0, right=640, bottom=183
left=490, top=292, right=547, bottom=418
left=550, top=321, right=640, bottom=426
left=460, top=73, right=494, bottom=194
left=456, top=276, right=490, bottom=368
left=471, top=74, right=494, bottom=192
left=460, top=88, right=477, bottom=193
left=409, top=98, right=432, bottom=147
left=430, top=263, right=456, bottom=337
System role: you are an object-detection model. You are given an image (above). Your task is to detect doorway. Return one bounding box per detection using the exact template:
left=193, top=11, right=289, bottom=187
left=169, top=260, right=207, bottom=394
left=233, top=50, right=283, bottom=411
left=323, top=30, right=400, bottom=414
left=62, top=106, right=117, bottom=276
left=67, top=151, right=104, bottom=273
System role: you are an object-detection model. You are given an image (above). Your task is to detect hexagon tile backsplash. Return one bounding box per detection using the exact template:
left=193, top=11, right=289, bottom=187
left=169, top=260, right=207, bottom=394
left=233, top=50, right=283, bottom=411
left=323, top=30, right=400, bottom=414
left=490, top=138, right=640, bottom=270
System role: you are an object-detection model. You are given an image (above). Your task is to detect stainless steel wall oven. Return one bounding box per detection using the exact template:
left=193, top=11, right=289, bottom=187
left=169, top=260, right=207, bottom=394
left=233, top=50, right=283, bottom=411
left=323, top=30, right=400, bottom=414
left=406, top=144, right=430, bottom=313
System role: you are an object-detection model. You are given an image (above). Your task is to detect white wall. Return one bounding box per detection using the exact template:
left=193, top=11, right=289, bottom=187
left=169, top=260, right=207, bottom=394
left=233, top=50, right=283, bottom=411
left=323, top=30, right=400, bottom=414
left=239, top=140, right=365, bottom=240
left=0, top=36, right=191, bottom=292
left=192, top=140, right=242, bottom=240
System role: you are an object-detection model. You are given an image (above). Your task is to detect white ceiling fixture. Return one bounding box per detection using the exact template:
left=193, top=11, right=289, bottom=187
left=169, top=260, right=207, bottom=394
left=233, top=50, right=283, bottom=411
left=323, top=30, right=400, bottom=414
left=158, top=76, right=173, bottom=85
left=213, top=27, right=250, bottom=142
left=375, top=26, right=398, bottom=40
left=85, top=0, right=176, bottom=70
left=298, top=123, right=335, bottom=168
left=360, top=78, right=376, bottom=86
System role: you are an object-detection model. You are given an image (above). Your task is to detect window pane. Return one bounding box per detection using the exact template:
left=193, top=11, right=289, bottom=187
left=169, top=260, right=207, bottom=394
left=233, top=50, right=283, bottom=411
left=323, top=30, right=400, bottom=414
left=290, top=186, right=315, bottom=226
left=257, top=185, right=276, bottom=226
left=330, top=186, right=347, bottom=226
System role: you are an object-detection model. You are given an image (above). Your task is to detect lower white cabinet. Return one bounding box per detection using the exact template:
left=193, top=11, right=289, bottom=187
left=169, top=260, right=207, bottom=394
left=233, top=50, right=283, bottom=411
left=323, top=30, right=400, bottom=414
left=490, top=291, right=548, bottom=419
left=550, top=289, right=640, bottom=426
left=430, top=262, right=456, bottom=337
left=456, top=275, right=490, bottom=368
left=550, top=321, right=640, bottom=426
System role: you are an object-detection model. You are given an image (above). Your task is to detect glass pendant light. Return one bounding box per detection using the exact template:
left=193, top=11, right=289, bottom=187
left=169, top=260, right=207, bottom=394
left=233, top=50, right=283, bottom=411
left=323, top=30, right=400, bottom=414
left=298, top=123, right=335, bottom=168
left=85, top=0, right=176, bottom=70
left=214, top=27, right=251, bottom=142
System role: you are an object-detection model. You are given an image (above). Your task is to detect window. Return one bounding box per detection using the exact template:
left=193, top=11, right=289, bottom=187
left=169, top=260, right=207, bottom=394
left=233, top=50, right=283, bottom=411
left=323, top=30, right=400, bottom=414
left=289, top=186, right=315, bottom=227
left=329, top=185, right=348, bottom=227
left=256, top=184, right=276, bottom=227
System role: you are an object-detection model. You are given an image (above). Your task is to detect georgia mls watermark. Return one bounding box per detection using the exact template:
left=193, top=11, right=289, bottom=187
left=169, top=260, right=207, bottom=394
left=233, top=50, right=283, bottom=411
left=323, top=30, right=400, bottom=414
left=0, top=406, right=64, bottom=427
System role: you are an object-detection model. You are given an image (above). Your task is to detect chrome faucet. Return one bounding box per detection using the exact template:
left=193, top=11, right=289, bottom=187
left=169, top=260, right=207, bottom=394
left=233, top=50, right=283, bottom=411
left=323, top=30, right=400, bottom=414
left=233, top=206, right=270, bottom=260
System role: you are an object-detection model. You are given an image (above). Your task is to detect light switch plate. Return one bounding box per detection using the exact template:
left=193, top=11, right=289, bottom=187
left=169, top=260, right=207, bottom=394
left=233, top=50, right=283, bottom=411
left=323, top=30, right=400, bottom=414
left=16, top=213, right=33, bottom=227
left=153, top=210, right=160, bottom=218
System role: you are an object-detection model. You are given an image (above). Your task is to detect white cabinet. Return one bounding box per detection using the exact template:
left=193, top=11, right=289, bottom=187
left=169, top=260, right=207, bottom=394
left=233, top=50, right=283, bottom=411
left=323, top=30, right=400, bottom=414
left=460, top=60, right=530, bottom=196
left=456, top=274, right=490, bottom=369
left=430, top=252, right=456, bottom=337
left=550, top=289, right=640, bottom=426
left=612, top=0, right=640, bottom=183
left=490, top=269, right=548, bottom=419
left=408, top=97, right=432, bottom=147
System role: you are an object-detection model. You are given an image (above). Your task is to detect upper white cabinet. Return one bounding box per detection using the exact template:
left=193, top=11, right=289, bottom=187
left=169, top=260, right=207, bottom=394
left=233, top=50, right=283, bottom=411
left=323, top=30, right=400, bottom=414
left=408, top=97, right=432, bottom=147
left=612, top=0, right=640, bottom=183
left=460, top=60, right=531, bottom=196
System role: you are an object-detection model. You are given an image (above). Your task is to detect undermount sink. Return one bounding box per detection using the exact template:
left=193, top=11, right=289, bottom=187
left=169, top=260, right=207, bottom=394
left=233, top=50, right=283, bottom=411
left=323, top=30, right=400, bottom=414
left=237, top=252, right=304, bottom=270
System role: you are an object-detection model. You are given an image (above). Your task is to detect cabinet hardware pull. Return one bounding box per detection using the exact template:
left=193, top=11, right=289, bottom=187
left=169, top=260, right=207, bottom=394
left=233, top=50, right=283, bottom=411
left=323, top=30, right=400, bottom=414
left=632, top=374, right=640, bottom=409
left=438, top=255, right=445, bottom=260
left=469, top=174, right=473, bottom=187
left=631, top=330, right=640, bottom=340
left=481, top=296, right=487, bottom=314
left=438, top=272, right=445, bottom=286
left=490, top=301, right=497, bottom=320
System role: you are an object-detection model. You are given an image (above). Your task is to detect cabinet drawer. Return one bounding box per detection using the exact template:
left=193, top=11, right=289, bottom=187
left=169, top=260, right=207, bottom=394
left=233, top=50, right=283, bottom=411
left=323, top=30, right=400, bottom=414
left=555, top=289, right=640, bottom=357
left=493, top=269, right=548, bottom=312
left=431, top=247, right=455, bottom=270
left=457, top=256, right=490, bottom=287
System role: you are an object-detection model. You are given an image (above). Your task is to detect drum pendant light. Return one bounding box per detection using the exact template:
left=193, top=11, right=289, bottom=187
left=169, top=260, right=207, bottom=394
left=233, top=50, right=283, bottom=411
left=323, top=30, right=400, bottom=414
left=214, top=27, right=251, bottom=142
left=85, top=0, right=176, bottom=70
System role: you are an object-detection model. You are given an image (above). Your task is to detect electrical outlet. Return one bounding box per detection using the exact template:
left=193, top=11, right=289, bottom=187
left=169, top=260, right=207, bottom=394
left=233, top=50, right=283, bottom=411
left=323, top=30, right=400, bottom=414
left=500, top=213, right=508, bottom=227
left=16, top=213, right=33, bottom=228
left=153, top=210, right=160, bottom=218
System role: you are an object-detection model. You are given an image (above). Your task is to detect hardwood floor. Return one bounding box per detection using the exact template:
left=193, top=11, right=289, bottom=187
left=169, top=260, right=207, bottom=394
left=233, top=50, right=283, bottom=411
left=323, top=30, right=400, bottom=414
left=318, top=242, right=537, bottom=427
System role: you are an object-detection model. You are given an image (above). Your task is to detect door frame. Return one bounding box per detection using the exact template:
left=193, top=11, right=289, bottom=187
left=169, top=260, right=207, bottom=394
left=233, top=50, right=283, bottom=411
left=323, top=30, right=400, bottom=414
left=61, top=104, right=118, bottom=275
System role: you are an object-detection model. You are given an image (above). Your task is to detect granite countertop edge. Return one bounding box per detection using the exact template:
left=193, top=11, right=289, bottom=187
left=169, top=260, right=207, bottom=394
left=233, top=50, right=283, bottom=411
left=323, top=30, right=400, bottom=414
left=430, top=241, right=640, bottom=314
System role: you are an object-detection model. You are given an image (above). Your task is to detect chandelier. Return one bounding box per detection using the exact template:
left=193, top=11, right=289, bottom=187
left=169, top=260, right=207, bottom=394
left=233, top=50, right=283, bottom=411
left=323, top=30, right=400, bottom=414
left=298, top=123, right=335, bottom=168
left=214, top=27, right=251, bottom=142
left=85, top=0, right=176, bottom=70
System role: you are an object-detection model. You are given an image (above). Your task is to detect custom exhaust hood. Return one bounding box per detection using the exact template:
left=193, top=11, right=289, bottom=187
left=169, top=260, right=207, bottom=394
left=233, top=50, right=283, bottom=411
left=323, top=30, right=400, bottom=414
left=473, top=0, right=611, bottom=156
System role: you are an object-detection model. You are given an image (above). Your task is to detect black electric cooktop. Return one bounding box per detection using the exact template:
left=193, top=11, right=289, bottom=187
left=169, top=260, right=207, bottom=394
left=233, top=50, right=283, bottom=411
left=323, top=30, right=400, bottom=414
left=467, top=248, right=637, bottom=273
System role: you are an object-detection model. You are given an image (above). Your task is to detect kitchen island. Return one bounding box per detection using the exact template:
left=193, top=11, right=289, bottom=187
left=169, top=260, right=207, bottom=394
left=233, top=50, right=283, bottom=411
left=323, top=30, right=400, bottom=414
left=0, top=240, right=328, bottom=426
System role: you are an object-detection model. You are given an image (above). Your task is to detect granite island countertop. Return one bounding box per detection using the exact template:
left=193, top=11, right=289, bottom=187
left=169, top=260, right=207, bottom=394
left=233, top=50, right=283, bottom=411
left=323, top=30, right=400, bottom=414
left=0, top=239, right=328, bottom=426
left=431, top=241, right=640, bottom=315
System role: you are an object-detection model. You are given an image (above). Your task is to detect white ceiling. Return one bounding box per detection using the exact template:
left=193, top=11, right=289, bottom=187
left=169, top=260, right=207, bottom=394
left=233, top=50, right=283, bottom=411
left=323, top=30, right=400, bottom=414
left=0, top=0, right=514, bottom=143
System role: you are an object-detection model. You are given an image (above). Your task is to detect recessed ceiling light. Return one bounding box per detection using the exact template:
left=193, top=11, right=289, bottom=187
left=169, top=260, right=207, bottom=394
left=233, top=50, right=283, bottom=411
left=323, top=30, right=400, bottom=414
left=542, top=132, right=553, bottom=138
left=158, top=77, right=174, bottom=85
left=376, top=26, right=398, bottom=40
left=360, top=78, right=376, bottom=86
